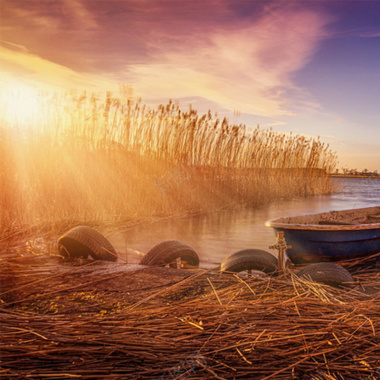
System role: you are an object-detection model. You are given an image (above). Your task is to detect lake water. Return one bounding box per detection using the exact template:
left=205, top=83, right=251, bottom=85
left=110, top=177, right=380, bottom=268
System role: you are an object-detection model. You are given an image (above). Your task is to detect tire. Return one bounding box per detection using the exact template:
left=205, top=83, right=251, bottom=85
left=58, top=226, right=117, bottom=261
left=220, top=249, right=278, bottom=275
left=140, top=240, right=199, bottom=267
left=296, top=262, right=354, bottom=288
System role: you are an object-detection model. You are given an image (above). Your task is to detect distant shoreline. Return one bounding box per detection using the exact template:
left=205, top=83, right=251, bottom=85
left=329, top=174, right=380, bottom=179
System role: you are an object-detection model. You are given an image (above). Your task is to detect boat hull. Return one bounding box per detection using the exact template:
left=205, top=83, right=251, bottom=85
left=266, top=206, right=380, bottom=264
left=271, top=226, right=380, bottom=264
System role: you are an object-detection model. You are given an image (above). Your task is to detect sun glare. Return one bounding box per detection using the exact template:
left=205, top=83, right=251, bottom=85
left=0, top=83, right=42, bottom=128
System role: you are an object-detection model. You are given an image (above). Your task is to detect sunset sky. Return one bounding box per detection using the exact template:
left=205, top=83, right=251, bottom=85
left=1, top=0, right=380, bottom=171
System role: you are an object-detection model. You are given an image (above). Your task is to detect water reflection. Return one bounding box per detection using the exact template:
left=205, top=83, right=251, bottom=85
left=110, top=178, right=380, bottom=269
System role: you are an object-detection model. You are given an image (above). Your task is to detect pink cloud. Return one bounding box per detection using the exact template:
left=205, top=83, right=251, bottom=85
left=1, top=1, right=332, bottom=117
left=126, top=4, right=331, bottom=116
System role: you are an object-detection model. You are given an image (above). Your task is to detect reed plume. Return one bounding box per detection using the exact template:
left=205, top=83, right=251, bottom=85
left=0, top=90, right=337, bottom=231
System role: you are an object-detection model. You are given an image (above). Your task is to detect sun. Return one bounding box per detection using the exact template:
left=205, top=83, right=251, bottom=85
left=0, top=82, right=42, bottom=128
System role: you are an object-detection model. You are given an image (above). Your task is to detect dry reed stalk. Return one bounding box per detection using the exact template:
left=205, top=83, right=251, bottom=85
left=1, top=91, right=337, bottom=231
left=0, top=245, right=378, bottom=379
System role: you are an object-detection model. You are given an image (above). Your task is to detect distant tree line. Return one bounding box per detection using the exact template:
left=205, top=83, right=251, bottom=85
left=333, top=168, right=379, bottom=177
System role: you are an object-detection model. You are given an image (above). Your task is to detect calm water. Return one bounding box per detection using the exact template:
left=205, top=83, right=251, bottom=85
left=110, top=177, right=380, bottom=268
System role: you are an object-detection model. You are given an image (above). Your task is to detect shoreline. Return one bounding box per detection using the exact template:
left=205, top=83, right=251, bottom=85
left=330, top=174, right=380, bottom=179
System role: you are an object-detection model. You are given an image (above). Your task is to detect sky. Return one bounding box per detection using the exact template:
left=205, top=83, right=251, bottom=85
left=1, top=0, right=380, bottom=172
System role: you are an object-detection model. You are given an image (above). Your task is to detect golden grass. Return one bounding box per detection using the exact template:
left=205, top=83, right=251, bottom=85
left=0, top=243, right=379, bottom=379
left=0, top=90, right=338, bottom=232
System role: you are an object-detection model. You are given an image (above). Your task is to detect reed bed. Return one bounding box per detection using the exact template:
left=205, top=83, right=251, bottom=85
left=0, top=90, right=337, bottom=232
left=0, top=239, right=379, bottom=379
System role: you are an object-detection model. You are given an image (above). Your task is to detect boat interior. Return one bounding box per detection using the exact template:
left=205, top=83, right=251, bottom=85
left=271, top=207, right=380, bottom=226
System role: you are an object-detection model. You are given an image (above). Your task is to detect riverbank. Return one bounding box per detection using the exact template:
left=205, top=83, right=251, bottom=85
left=1, top=239, right=379, bottom=379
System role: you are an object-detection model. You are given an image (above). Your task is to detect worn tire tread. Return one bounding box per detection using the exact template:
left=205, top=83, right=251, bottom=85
left=140, top=240, right=199, bottom=266
left=296, top=262, right=354, bottom=287
left=221, top=249, right=278, bottom=274
left=58, top=226, right=117, bottom=261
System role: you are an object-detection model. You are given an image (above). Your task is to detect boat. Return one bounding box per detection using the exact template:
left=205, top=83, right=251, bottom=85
left=265, top=206, right=380, bottom=265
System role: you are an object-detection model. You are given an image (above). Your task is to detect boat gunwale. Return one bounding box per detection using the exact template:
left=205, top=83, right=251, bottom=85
left=265, top=206, right=380, bottom=231
left=265, top=221, right=380, bottom=231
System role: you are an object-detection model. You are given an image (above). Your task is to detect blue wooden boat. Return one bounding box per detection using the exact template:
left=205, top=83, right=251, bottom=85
left=265, top=206, right=380, bottom=264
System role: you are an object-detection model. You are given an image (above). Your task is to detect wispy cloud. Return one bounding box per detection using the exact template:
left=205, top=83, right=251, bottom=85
left=359, top=30, right=380, bottom=38
left=64, top=0, right=98, bottom=30
left=0, top=0, right=99, bottom=72
left=1, top=41, right=29, bottom=53
left=0, top=45, right=116, bottom=91
left=334, top=26, right=380, bottom=39
left=124, top=4, right=331, bottom=116
left=1, top=1, right=331, bottom=117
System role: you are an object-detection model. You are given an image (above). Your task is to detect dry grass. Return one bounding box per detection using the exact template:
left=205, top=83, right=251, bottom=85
left=0, top=89, right=338, bottom=232
left=0, top=239, right=379, bottom=379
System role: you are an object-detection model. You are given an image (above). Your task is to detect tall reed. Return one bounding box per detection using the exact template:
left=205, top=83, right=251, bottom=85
left=0, top=90, right=337, bottom=232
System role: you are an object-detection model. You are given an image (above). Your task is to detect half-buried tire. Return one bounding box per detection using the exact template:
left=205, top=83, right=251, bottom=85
left=58, top=226, right=117, bottom=261
left=140, top=240, right=199, bottom=267
left=296, top=262, right=354, bottom=288
left=221, top=249, right=278, bottom=275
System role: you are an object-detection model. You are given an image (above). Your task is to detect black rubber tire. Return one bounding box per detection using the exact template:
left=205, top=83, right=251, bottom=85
left=296, top=262, right=354, bottom=288
left=220, top=249, right=278, bottom=275
left=140, top=240, right=199, bottom=267
left=58, top=226, right=117, bottom=261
